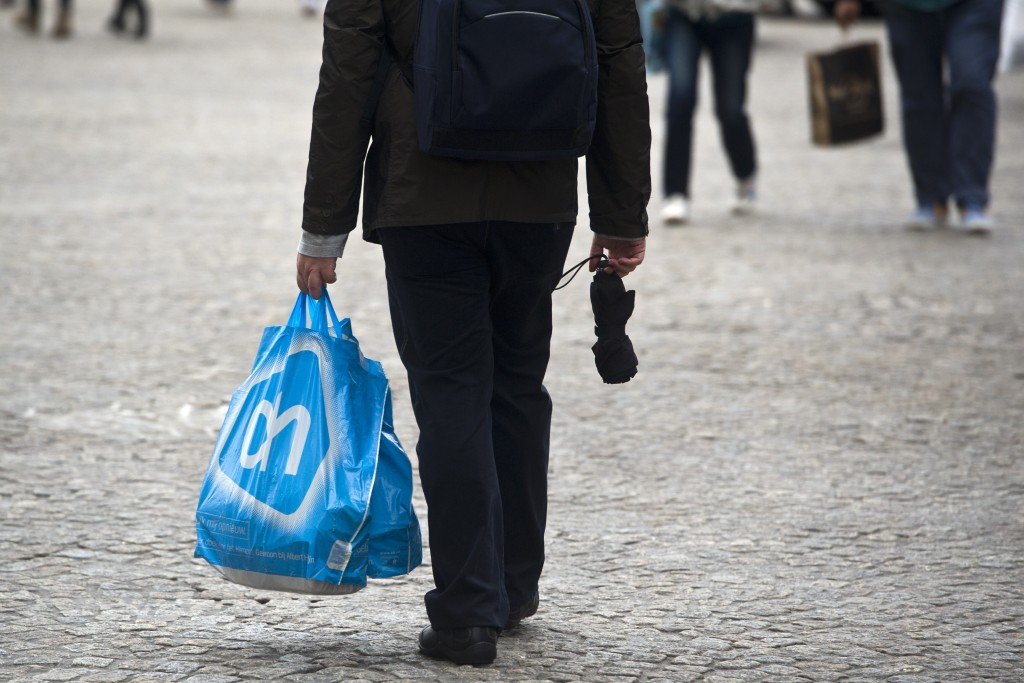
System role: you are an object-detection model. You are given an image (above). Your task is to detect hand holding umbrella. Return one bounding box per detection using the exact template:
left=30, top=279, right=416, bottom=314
left=555, top=236, right=645, bottom=384
left=590, top=256, right=638, bottom=384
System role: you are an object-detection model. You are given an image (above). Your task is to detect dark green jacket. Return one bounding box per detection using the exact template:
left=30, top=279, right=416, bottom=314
left=301, top=0, right=652, bottom=249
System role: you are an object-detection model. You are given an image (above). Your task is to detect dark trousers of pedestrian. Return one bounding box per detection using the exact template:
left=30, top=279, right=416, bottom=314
left=378, top=221, right=574, bottom=630
left=662, top=8, right=757, bottom=198
left=25, top=0, right=69, bottom=14
left=109, top=0, right=148, bottom=36
left=883, top=0, right=1003, bottom=209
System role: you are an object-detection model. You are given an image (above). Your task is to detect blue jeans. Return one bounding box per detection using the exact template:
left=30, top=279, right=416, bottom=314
left=662, top=9, right=757, bottom=198
left=379, top=221, right=573, bottom=630
left=884, top=0, right=1003, bottom=208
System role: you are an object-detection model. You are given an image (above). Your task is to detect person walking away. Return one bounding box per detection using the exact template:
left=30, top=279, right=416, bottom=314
left=835, top=0, right=1003, bottom=234
left=659, top=0, right=760, bottom=225
left=298, top=0, right=321, bottom=17
left=107, top=0, right=148, bottom=38
left=294, top=0, right=651, bottom=666
left=14, top=0, right=72, bottom=37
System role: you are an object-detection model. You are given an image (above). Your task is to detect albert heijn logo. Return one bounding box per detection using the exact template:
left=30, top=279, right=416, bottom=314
left=219, top=349, right=331, bottom=515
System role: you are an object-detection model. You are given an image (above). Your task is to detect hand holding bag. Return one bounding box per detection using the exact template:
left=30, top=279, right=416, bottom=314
left=194, top=289, right=422, bottom=594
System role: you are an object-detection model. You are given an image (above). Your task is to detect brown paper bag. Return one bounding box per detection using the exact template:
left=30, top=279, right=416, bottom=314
left=807, top=41, right=884, bottom=146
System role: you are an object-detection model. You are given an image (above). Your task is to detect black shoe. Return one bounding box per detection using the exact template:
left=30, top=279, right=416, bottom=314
left=505, top=590, right=539, bottom=630
left=418, top=625, right=497, bottom=665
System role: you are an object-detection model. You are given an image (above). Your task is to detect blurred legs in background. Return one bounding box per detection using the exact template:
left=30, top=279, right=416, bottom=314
left=884, top=0, right=1003, bottom=232
left=299, top=0, right=322, bottom=16
left=14, top=0, right=72, bottom=37
left=661, top=6, right=758, bottom=224
left=107, top=0, right=149, bottom=38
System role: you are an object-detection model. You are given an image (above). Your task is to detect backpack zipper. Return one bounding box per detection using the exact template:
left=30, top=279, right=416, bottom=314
left=572, top=0, right=593, bottom=67
left=483, top=11, right=559, bottom=19
left=450, top=0, right=592, bottom=72
left=452, top=0, right=462, bottom=72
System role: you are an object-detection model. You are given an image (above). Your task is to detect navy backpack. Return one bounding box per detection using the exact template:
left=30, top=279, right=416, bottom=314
left=367, top=0, right=599, bottom=161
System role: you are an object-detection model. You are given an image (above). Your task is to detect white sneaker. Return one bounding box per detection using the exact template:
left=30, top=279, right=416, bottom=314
left=905, top=203, right=949, bottom=231
left=732, top=177, right=756, bottom=216
left=953, top=204, right=993, bottom=236
left=661, top=194, right=689, bottom=225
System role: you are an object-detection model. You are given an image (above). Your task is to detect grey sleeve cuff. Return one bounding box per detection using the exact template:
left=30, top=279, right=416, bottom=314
left=297, top=231, right=349, bottom=258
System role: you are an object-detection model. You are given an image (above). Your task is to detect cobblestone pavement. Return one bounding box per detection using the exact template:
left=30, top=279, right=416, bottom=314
left=2, top=1, right=1023, bottom=681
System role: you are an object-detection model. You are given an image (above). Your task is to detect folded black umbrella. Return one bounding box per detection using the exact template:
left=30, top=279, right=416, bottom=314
left=590, top=258, right=638, bottom=384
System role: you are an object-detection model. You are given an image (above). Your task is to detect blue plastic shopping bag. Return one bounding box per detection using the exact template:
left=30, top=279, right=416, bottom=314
left=194, top=290, right=422, bottom=594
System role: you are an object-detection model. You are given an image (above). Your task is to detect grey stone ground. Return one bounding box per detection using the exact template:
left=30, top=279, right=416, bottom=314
left=1, top=1, right=1023, bottom=681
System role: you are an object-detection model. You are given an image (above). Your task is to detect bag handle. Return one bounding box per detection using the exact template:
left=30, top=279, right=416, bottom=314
left=287, top=292, right=309, bottom=328
left=288, top=289, right=345, bottom=338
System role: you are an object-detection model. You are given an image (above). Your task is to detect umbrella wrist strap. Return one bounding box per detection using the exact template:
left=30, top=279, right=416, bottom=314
left=554, top=254, right=607, bottom=291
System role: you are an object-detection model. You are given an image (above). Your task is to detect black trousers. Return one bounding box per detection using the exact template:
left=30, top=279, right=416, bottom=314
left=110, top=0, right=148, bottom=31
left=379, top=221, right=574, bottom=629
left=26, top=0, right=70, bottom=13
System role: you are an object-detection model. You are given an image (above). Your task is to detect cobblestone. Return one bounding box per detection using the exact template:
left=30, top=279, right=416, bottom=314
left=2, top=0, right=1023, bottom=680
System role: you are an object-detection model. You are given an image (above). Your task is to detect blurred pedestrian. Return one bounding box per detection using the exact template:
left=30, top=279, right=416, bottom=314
left=835, top=0, right=1004, bottom=234
left=107, top=0, right=148, bottom=38
left=659, top=0, right=760, bottom=225
left=295, top=0, right=650, bottom=666
left=13, top=0, right=72, bottom=37
left=299, top=0, right=321, bottom=16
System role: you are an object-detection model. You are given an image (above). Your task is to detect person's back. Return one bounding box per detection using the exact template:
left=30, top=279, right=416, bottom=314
left=300, top=0, right=650, bottom=251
